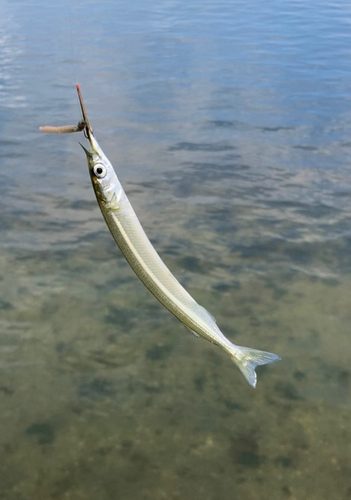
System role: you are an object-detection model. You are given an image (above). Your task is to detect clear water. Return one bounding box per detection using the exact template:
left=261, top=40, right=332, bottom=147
left=1, top=0, right=351, bottom=498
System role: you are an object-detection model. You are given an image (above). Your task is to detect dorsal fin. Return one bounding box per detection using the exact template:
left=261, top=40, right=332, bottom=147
left=199, top=305, right=217, bottom=324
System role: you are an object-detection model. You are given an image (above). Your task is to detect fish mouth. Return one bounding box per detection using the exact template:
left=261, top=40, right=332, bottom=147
left=76, top=83, right=97, bottom=153
left=79, top=142, right=93, bottom=159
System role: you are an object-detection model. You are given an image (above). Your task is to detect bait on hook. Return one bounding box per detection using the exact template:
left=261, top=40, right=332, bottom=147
left=40, top=119, right=86, bottom=134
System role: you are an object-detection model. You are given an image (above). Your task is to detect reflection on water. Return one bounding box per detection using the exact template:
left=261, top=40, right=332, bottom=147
left=1, top=0, right=351, bottom=499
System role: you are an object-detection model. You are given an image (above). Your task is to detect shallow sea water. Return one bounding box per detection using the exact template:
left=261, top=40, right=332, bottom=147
left=1, top=0, right=351, bottom=499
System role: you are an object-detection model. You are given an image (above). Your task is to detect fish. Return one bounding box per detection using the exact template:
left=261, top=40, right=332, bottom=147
left=43, top=84, right=281, bottom=387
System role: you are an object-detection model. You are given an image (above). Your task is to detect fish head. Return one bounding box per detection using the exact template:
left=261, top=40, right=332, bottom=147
left=80, top=131, right=124, bottom=209
left=76, top=84, right=123, bottom=207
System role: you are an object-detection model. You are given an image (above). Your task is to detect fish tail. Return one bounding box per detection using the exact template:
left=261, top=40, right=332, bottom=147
left=229, top=345, right=281, bottom=388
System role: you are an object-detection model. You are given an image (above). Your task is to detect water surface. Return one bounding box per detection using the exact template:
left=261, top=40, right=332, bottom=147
left=1, top=0, right=351, bottom=499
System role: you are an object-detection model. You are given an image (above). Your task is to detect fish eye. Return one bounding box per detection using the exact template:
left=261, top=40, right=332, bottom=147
left=93, top=163, right=107, bottom=179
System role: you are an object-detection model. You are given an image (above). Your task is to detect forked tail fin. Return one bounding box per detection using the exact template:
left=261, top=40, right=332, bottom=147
left=231, top=345, right=281, bottom=388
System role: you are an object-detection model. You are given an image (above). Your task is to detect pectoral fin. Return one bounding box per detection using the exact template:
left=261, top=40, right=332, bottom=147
left=188, top=328, right=200, bottom=338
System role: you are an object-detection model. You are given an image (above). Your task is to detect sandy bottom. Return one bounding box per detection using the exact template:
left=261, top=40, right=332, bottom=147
left=0, top=225, right=350, bottom=500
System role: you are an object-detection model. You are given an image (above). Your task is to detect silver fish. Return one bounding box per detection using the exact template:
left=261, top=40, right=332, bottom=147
left=69, top=85, right=281, bottom=387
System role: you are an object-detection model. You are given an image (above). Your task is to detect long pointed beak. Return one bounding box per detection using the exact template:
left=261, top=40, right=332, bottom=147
left=79, top=142, right=93, bottom=159
left=76, top=84, right=104, bottom=160
left=76, top=84, right=94, bottom=144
